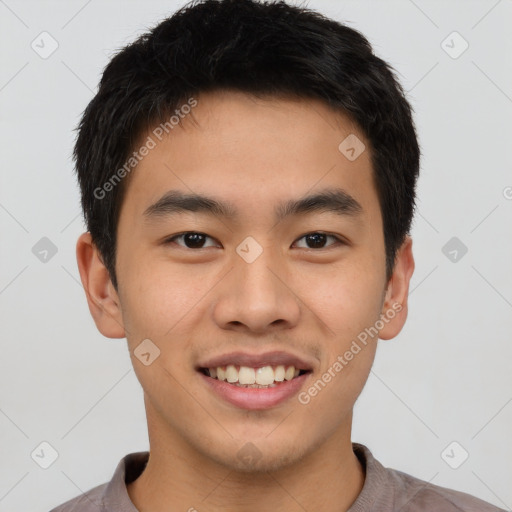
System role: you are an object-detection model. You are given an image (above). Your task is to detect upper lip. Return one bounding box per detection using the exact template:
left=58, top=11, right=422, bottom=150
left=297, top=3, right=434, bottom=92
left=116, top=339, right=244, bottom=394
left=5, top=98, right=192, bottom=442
left=198, top=350, right=314, bottom=371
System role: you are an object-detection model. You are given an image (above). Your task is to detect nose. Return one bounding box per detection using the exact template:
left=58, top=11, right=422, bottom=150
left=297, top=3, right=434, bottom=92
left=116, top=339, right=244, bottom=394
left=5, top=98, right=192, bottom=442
left=211, top=246, right=301, bottom=334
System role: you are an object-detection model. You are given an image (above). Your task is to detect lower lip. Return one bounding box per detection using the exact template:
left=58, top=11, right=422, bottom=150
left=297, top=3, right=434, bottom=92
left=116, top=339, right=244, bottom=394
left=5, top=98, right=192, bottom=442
left=199, top=371, right=310, bottom=410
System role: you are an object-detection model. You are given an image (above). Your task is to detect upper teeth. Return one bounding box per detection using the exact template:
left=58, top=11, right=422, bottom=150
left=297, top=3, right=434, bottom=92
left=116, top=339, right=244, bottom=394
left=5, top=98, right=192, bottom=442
left=209, top=365, right=300, bottom=385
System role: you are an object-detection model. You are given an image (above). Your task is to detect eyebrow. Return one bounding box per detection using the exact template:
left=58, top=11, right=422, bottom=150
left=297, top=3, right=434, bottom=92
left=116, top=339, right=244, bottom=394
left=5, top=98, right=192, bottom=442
left=143, top=187, right=363, bottom=223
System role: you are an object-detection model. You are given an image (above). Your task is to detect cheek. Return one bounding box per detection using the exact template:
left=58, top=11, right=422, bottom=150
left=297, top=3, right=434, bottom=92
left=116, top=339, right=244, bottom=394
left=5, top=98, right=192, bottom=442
left=120, top=255, right=204, bottom=336
left=119, top=263, right=200, bottom=399
left=297, top=271, right=381, bottom=428
left=304, top=257, right=385, bottom=338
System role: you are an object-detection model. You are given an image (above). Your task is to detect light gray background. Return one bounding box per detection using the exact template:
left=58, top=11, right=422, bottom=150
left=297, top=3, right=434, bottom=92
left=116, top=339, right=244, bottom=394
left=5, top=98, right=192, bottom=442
left=1, top=0, right=511, bottom=510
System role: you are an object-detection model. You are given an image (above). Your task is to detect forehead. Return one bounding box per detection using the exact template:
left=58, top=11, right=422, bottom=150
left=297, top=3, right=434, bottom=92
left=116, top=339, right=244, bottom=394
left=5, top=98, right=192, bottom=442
left=119, top=90, right=378, bottom=224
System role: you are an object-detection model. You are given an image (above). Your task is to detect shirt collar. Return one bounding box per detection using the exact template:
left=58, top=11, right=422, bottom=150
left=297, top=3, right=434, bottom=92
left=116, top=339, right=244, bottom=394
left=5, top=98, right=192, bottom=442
left=102, top=451, right=149, bottom=511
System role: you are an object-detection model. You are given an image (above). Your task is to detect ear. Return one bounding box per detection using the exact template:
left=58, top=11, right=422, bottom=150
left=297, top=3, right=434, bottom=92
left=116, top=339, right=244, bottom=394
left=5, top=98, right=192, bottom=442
left=76, top=232, right=126, bottom=338
left=378, top=235, right=415, bottom=340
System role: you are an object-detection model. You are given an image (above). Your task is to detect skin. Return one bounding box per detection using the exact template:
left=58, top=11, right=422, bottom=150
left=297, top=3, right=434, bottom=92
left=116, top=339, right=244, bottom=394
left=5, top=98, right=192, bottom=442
left=76, top=90, right=414, bottom=512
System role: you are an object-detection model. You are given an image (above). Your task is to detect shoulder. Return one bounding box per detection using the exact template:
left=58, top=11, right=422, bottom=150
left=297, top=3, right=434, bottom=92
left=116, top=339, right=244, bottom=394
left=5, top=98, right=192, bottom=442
left=387, top=467, right=506, bottom=512
left=48, top=482, right=107, bottom=511
left=351, top=443, right=506, bottom=512
left=48, top=451, right=149, bottom=512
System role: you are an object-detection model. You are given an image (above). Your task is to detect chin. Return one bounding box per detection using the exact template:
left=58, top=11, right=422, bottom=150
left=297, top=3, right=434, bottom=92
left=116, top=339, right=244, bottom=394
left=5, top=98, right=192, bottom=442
left=201, top=436, right=311, bottom=474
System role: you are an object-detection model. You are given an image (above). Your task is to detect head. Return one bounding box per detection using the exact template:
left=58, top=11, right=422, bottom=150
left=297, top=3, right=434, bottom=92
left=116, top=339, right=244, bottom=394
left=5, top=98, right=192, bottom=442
left=75, top=0, right=418, bottom=472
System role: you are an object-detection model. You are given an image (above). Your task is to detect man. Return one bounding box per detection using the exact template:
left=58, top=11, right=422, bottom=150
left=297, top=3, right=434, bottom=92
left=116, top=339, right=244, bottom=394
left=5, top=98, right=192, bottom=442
left=50, top=0, right=505, bottom=510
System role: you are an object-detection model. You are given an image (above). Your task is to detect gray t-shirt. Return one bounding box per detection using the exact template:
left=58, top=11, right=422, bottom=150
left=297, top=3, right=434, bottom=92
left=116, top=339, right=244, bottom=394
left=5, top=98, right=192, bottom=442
left=49, top=443, right=506, bottom=511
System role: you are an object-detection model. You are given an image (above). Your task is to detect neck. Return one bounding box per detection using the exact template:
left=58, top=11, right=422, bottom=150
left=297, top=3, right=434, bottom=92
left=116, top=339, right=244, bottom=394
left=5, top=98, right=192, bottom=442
left=127, top=408, right=365, bottom=512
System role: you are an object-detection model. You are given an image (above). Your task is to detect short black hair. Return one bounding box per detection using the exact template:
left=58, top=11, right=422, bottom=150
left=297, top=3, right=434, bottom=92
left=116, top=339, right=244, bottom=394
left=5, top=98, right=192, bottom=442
left=74, top=0, right=420, bottom=292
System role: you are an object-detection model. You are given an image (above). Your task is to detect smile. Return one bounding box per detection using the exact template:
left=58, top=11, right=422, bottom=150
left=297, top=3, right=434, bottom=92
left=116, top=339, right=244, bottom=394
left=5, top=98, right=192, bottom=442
left=200, top=364, right=309, bottom=387
left=198, top=365, right=312, bottom=410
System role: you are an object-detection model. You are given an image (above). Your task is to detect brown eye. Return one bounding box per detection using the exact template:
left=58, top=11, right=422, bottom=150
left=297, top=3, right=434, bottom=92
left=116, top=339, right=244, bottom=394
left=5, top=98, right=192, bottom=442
left=165, top=232, right=218, bottom=249
left=293, top=232, right=343, bottom=249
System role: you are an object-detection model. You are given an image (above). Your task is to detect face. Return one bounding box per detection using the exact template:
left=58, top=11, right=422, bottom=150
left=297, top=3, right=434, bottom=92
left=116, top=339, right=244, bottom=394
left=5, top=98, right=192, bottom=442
left=77, top=90, right=414, bottom=472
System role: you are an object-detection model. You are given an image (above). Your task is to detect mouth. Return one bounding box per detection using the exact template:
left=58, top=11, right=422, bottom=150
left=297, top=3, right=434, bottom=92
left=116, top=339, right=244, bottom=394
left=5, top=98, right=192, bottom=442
left=196, top=351, right=314, bottom=410
left=198, top=365, right=311, bottom=388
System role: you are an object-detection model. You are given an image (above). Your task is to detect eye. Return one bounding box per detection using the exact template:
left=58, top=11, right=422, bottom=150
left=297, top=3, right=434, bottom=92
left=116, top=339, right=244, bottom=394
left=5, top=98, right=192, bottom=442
left=164, top=232, right=219, bottom=249
left=293, top=232, right=344, bottom=250
left=163, top=231, right=345, bottom=250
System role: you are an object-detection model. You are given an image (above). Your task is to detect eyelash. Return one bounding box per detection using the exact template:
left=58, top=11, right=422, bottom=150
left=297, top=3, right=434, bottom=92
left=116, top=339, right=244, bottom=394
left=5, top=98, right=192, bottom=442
left=163, top=231, right=346, bottom=250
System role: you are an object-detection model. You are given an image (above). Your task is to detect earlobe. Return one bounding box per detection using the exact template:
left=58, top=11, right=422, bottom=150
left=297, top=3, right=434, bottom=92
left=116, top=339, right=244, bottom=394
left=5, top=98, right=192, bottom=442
left=75, top=232, right=126, bottom=339
left=378, top=236, right=415, bottom=341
